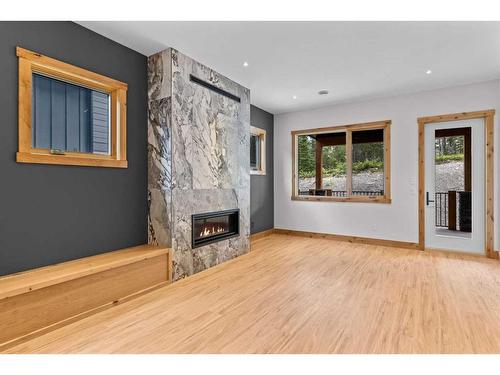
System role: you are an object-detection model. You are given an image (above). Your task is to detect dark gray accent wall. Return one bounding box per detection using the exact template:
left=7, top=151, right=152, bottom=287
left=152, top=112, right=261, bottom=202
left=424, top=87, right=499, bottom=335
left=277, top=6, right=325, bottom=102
left=250, top=105, right=274, bottom=234
left=0, top=22, right=148, bottom=276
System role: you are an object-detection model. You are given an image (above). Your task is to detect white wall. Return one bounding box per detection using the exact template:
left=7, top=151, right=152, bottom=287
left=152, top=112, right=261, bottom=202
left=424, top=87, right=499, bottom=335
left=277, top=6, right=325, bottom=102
left=275, top=80, right=500, bottom=248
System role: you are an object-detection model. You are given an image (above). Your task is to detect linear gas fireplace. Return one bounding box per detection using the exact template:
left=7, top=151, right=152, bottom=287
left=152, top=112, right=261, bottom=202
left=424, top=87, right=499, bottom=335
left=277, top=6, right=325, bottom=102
left=192, top=209, right=240, bottom=248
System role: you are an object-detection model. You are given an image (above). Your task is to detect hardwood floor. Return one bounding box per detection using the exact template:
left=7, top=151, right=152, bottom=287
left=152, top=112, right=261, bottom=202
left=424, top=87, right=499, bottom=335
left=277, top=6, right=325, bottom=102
left=5, top=234, right=500, bottom=354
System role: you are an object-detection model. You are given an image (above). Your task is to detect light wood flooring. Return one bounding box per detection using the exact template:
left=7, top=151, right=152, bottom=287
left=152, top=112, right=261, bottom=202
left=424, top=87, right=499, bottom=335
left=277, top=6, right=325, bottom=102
left=5, top=234, right=500, bottom=354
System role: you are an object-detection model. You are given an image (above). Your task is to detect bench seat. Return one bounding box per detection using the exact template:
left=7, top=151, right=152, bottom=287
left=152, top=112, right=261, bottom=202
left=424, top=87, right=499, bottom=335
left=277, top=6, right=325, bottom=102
left=0, top=244, right=170, bottom=350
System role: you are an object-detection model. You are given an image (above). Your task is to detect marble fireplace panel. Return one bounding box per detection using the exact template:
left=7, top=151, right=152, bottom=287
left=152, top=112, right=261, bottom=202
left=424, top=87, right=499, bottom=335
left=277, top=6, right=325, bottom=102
left=148, top=48, right=250, bottom=281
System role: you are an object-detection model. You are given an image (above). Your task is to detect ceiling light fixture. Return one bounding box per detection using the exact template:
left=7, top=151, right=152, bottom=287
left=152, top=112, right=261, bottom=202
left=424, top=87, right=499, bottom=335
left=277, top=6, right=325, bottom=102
left=243, top=61, right=249, bottom=67
left=318, top=90, right=329, bottom=96
left=426, top=70, right=432, bottom=75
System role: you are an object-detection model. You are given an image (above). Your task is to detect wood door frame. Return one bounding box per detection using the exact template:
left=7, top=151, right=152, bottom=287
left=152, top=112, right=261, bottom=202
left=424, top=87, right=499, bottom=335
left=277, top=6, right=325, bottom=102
left=417, top=110, right=496, bottom=258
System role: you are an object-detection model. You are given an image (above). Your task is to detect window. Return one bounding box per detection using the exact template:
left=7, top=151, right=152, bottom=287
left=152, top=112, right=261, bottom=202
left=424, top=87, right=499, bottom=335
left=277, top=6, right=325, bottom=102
left=16, top=47, right=128, bottom=168
left=250, top=126, right=266, bottom=175
left=32, top=74, right=110, bottom=155
left=292, top=120, right=391, bottom=203
left=351, top=129, right=385, bottom=196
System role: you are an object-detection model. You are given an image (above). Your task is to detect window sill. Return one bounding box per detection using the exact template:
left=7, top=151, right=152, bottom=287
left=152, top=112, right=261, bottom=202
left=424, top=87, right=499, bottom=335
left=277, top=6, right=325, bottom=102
left=16, top=152, right=128, bottom=168
left=250, top=170, right=266, bottom=176
left=291, top=195, right=391, bottom=204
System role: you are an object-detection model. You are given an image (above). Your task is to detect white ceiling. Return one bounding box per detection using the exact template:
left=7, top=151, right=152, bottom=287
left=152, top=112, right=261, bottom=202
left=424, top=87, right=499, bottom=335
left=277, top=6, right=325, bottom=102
left=78, top=21, right=500, bottom=114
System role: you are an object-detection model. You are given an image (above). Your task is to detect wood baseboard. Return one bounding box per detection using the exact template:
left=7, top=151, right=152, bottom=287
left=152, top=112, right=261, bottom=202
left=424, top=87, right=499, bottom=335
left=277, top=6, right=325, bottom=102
left=424, top=247, right=492, bottom=259
left=274, top=228, right=420, bottom=250
left=0, top=245, right=171, bottom=351
left=250, top=228, right=276, bottom=243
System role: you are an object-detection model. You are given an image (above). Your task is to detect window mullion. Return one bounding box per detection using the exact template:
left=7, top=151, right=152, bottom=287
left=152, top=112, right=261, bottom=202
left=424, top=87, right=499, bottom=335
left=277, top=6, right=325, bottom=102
left=383, top=126, right=390, bottom=199
left=346, top=130, right=353, bottom=197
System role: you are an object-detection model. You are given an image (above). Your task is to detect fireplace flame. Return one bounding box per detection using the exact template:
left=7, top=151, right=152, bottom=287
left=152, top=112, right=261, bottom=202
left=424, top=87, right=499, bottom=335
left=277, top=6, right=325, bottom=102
left=200, top=225, right=226, bottom=237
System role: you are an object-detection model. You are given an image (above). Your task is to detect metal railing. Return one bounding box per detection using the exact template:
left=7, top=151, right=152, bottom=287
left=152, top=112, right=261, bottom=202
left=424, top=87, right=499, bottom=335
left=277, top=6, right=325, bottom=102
left=351, top=190, right=384, bottom=196
left=435, top=191, right=471, bottom=231
left=331, top=190, right=347, bottom=197
left=435, top=192, right=449, bottom=227
left=298, top=189, right=384, bottom=197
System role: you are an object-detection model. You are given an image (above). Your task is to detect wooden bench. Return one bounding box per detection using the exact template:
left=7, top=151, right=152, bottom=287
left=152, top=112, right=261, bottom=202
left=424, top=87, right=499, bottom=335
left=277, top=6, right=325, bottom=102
left=0, top=244, right=171, bottom=350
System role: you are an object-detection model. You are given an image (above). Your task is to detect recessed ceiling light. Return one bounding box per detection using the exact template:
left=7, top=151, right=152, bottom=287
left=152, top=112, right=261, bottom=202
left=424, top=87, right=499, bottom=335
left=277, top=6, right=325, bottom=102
left=318, top=90, right=329, bottom=96
left=243, top=61, right=249, bottom=67
left=292, top=95, right=297, bottom=100
left=426, top=70, right=432, bottom=75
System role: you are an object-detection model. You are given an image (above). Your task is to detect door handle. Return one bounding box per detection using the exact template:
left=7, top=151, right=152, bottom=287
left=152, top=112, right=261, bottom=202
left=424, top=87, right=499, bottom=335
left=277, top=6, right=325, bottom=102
left=426, top=192, right=434, bottom=206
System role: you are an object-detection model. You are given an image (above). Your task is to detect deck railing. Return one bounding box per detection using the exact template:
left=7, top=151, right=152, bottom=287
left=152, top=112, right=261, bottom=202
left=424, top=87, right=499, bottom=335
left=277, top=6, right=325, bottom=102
left=298, top=189, right=384, bottom=197
left=434, top=191, right=471, bottom=231
left=435, top=192, right=449, bottom=227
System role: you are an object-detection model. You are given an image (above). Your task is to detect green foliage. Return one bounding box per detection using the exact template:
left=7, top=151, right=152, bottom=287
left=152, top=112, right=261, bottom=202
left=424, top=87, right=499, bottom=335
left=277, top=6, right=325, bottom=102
left=297, top=132, right=464, bottom=180
left=435, top=135, right=464, bottom=156
left=433, top=135, right=464, bottom=165
left=322, top=160, right=383, bottom=176
left=353, top=142, right=384, bottom=164
left=435, top=153, right=464, bottom=164
left=297, top=135, right=316, bottom=178
left=352, top=159, right=383, bottom=173
left=297, top=134, right=384, bottom=178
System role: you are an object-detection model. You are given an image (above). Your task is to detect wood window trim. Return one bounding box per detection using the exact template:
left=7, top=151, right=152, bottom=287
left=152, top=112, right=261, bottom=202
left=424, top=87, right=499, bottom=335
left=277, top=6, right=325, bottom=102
left=417, top=109, right=497, bottom=259
left=291, top=120, right=391, bottom=203
left=250, top=125, right=266, bottom=175
left=16, top=47, right=128, bottom=168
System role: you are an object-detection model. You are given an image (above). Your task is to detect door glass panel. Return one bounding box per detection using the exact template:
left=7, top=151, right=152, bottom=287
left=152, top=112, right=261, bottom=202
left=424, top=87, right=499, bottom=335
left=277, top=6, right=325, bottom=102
left=434, top=128, right=471, bottom=238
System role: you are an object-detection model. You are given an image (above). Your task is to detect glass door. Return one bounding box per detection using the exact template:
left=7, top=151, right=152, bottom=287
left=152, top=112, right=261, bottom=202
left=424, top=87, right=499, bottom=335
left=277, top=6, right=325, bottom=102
left=424, top=119, right=485, bottom=254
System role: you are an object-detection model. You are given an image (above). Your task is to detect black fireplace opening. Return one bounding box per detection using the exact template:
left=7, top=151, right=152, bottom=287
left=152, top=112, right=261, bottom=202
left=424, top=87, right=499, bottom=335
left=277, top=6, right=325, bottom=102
left=192, top=209, right=240, bottom=248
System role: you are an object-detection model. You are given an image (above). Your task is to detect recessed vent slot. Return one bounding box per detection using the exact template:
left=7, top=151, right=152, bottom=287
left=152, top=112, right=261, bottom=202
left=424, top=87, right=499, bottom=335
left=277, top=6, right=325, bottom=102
left=189, top=75, right=241, bottom=103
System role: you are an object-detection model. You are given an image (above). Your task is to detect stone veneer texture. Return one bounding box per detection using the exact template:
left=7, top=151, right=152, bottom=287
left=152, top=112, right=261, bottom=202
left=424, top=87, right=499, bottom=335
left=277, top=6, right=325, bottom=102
left=148, top=48, right=251, bottom=281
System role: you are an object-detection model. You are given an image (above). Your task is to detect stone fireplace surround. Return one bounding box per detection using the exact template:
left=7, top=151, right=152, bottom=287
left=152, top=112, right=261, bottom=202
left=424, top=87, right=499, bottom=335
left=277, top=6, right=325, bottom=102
left=147, top=48, right=250, bottom=281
